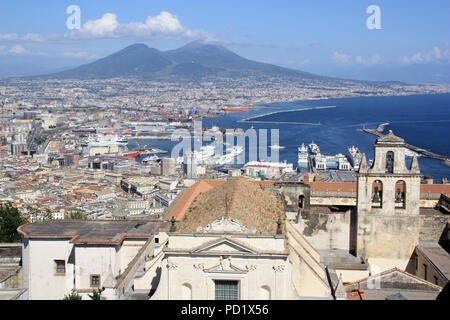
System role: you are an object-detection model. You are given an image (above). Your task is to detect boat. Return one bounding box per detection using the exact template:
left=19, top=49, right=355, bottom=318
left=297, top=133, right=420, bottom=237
left=348, top=146, right=363, bottom=170
left=222, top=108, right=251, bottom=112
left=298, top=143, right=309, bottom=165
left=223, top=100, right=251, bottom=112
left=270, top=145, right=285, bottom=150
left=122, top=152, right=141, bottom=158
left=142, top=155, right=159, bottom=163
left=86, top=134, right=128, bottom=147
left=216, top=146, right=244, bottom=165
left=309, top=141, right=320, bottom=155
left=176, top=144, right=217, bottom=164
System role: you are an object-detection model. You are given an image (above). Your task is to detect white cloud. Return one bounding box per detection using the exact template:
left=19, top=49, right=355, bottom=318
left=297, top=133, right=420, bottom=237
left=78, top=13, right=120, bottom=38
left=403, top=46, right=450, bottom=64
left=9, top=44, right=29, bottom=54
left=68, top=11, right=211, bottom=41
left=299, top=59, right=312, bottom=65
left=0, top=33, right=46, bottom=42
left=62, top=51, right=97, bottom=59
left=332, top=52, right=353, bottom=64
left=0, top=11, right=212, bottom=43
left=332, top=52, right=381, bottom=66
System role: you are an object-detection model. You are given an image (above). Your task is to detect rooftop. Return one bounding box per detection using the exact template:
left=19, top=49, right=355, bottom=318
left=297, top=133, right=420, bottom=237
left=319, top=250, right=368, bottom=271
left=18, top=220, right=168, bottom=244
left=175, top=178, right=285, bottom=235
left=417, top=241, right=450, bottom=280
left=345, top=267, right=443, bottom=299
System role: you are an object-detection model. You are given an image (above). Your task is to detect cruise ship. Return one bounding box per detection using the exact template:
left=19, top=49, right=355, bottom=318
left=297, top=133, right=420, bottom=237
left=298, top=143, right=309, bottom=166
left=85, top=134, right=128, bottom=147
left=348, top=146, right=363, bottom=171
left=309, top=141, right=320, bottom=155
left=177, top=145, right=244, bottom=166
left=176, top=144, right=219, bottom=165
left=215, top=146, right=244, bottom=165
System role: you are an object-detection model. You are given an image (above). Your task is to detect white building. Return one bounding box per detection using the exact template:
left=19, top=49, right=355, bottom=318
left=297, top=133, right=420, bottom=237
left=18, top=220, right=165, bottom=300
left=146, top=178, right=334, bottom=300
left=244, top=161, right=294, bottom=179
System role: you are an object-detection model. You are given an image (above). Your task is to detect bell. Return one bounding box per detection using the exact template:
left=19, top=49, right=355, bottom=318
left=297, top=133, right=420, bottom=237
left=386, top=155, right=394, bottom=173
left=395, top=189, right=404, bottom=203
left=372, top=187, right=381, bottom=203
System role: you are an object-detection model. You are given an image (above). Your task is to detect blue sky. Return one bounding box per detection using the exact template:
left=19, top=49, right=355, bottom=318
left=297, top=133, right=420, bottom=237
left=1, top=0, right=449, bottom=82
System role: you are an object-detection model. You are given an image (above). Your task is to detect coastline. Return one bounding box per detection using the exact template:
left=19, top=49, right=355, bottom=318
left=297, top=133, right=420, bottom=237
left=247, top=91, right=450, bottom=110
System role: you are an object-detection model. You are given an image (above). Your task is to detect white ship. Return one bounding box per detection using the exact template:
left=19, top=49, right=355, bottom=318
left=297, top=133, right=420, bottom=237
left=177, top=144, right=217, bottom=164
left=86, top=134, right=128, bottom=147
left=142, top=155, right=160, bottom=163
left=348, top=146, right=363, bottom=170
left=270, top=145, right=285, bottom=150
left=215, top=146, right=244, bottom=165
left=309, top=141, right=320, bottom=155
left=298, top=143, right=309, bottom=165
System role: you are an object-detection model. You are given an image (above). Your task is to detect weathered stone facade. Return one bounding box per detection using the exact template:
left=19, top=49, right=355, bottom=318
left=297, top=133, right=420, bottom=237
left=356, top=131, right=422, bottom=272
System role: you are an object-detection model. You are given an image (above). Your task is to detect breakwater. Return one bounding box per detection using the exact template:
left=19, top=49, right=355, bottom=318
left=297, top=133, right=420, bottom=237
left=237, top=106, right=337, bottom=125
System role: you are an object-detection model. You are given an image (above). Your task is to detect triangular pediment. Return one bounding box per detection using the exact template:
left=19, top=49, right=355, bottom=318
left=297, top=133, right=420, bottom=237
left=191, top=237, right=260, bottom=255
left=346, top=268, right=442, bottom=292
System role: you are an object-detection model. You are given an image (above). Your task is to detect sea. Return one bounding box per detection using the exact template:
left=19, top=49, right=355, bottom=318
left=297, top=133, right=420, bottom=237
left=130, top=93, right=450, bottom=182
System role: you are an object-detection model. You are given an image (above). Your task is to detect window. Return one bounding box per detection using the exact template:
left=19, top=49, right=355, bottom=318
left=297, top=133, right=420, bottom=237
left=215, top=280, right=239, bottom=300
left=434, top=276, right=438, bottom=285
left=182, top=283, right=192, bottom=300
left=55, top=260, right=65, bottom=275
left=386, top=151, right=394, bottom=173
left=90, top=275, right=101, bottom=288
left=372, top=180, right=383, bottom=208
left=414, top=253, right=418, bottom=272
left=260, top=286, right=271, bottom=300
left=395, top=181, right=406, bottom=209
left=423, top=264, right=428, bottom=281
left=298, top=195, right=305, bottom=209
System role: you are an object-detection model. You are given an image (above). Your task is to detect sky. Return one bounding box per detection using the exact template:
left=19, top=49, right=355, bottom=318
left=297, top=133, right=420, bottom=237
left=0, top=0, right=449, bottom=83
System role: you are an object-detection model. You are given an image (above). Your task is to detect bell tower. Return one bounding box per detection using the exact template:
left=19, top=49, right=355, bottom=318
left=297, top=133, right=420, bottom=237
left=356, top=130, right=421, bottom=272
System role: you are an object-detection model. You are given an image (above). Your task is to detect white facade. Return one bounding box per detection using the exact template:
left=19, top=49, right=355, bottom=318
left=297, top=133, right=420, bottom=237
left=149, top=217, right=332, bottom=300
left=21, top=236, right=151, bottom=300
left=150, top=234, right=299, bottom=300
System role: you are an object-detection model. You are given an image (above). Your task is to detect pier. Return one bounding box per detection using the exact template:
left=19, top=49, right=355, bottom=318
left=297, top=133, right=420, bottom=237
left=360, top=125, right=450, bottom=162
left=238, top=106, right=336, bottom=125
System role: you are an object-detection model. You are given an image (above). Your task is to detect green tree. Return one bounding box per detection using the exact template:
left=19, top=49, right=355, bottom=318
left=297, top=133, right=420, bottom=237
left=43, top=209, right=53, bottom=221
left=69, top=211, right=86, bottom=220
left=0, top=203, right=28, bottom=243
left=88, top=287, right=105, bottom=300
left=63, top=289, right=82, bottom=300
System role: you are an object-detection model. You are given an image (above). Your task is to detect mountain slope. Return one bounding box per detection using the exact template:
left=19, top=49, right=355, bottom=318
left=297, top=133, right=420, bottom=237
left=41, top=41, right=330, bottom=81
left=51, top=44, right=172, bottom=79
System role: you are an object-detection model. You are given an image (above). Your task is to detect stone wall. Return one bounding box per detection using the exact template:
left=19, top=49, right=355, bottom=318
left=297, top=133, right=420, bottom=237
left=296, top=210, right=351, bottom=251
left=419, top=214, right=449, bottom=241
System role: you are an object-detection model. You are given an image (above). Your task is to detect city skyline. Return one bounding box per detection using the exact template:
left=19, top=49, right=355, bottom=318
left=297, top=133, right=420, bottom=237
left=1, top=0, right=450, bottom=83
